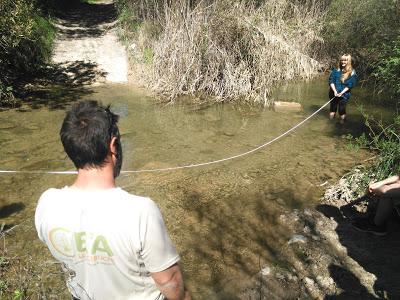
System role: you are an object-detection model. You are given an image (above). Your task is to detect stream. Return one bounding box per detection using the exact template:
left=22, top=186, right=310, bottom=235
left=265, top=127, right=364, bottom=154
left=0, top=77, right=395, bottom=298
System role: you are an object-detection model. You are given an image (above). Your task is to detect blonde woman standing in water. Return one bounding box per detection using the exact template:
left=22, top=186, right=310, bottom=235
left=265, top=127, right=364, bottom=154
left=328, top=54, right=358, bottom=124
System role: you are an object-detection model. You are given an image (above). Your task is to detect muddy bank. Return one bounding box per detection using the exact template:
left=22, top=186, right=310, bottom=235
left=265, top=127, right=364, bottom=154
left=235, top=176, right=400, bottom=299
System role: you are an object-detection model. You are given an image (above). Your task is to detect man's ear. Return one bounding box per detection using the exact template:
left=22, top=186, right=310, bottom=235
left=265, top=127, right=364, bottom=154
left=109, top=137, right=118, bottom=156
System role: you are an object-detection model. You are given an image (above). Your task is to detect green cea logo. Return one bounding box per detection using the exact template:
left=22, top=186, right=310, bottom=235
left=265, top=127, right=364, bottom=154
left=49, top=228, right=114, bottom=258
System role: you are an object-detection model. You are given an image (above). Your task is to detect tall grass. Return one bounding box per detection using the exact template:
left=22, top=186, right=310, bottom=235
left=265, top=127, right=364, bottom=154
left=118, top=0, right=326, bottom=105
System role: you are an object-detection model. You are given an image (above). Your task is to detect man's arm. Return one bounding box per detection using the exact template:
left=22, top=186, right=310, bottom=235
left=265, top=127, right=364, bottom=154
left=151, top=263, right=190, bottom=300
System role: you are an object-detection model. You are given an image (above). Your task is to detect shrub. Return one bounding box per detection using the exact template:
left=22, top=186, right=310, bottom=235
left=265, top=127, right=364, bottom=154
left=117, top=0, right=326, bottom=105
left=0, top=0, right=55, bottom=106
left=323, top=0, right=399, bottom=75
left=372, top=37, right=400, bottom=98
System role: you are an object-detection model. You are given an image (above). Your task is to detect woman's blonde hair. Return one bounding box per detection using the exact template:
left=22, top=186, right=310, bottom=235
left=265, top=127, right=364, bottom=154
left=338, top=54, right=353, bottom=83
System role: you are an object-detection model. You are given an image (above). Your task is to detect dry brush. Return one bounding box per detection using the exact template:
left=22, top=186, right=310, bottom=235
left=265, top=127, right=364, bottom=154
left=120, top=0, right=326, bottom=105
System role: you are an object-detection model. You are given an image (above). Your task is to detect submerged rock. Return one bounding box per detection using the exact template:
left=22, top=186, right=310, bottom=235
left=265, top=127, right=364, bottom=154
left=260, top=266, right=271, bottom=276
left=273, top=101, right=302, bottom=111
left=288, top=234, right=308, bottom=244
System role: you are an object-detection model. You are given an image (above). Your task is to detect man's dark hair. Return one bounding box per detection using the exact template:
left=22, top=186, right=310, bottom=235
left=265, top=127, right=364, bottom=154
left=60, top=100, right=122, bottom=173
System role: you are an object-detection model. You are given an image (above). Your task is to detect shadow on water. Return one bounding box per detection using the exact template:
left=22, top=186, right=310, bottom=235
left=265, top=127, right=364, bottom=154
left=0, top=202, right=25, bottom=233
left=317, top=200, right=400, bottom=299
left=0, top=203, right=25, bottom=219
left=306, top=104, right=369, bottom=139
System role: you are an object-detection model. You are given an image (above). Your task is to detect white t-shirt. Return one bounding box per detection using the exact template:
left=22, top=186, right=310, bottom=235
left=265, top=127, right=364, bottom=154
left=35, top=187, right=180, bottom=300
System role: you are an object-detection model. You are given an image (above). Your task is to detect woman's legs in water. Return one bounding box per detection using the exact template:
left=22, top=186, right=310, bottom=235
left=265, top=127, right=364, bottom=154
left=328, top=87, right=348, bottom=123
left=329, top=95, right=339, bottom=119
left=338, top=99, right=347, bottom=124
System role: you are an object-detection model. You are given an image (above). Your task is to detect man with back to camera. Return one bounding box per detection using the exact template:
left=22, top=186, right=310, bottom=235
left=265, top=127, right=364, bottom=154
left=35, top=100, right=190, bottom=300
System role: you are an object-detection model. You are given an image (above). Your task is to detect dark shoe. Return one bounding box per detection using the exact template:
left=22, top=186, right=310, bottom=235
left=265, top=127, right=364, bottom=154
left=352, top=217, right=387, bottom=236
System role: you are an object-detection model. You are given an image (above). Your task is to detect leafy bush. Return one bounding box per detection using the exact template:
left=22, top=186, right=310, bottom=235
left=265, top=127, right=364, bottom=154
left=323, top=0, right=399, bottom=74
left=372, top=37, right=400, bottom=98
left=0, top=0, right=55, bottom=106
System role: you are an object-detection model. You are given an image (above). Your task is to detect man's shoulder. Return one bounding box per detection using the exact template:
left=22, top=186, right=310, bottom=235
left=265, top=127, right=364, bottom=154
left=118, top=189, right=160, bottom=212
left=38, top=187, right=156, bottom=207
left=38, top=187, right=158, bottom=212
left=114, top=188, right=153, bottom=202
left=38, top=187, right=63, bottom=202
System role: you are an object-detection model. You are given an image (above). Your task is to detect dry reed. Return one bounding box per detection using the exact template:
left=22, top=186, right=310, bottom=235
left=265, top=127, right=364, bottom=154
left=123, top=0, right=326, bottom=105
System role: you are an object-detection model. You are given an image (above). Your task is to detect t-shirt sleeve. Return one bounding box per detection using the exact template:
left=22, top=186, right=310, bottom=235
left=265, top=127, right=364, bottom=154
left=139, top=200, right=180, bottom=273
left=35, top=189, right=51, bottom=243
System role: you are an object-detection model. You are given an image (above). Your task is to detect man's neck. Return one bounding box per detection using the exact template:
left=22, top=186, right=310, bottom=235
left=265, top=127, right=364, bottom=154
left=72, top=165, right=116, bottom=190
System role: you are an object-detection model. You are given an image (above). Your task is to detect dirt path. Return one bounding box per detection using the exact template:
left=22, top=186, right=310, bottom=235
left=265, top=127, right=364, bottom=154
left=52, top=0, right=128, bottom=83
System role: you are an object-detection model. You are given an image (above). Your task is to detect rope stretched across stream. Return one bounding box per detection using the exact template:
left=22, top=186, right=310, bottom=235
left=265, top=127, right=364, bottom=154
left=0, top=98, right=333, bottom=175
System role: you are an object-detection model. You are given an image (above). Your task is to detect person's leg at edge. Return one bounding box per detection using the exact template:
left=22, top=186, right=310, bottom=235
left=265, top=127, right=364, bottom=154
left=374, top=197, right=394, bottom=227
left=352, top=197, right=391, bottom=236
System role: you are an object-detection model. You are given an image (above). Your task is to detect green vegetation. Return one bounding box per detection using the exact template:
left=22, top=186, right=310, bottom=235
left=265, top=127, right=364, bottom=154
left=322, top=0, right=400, bottom=112
left=0, top=0, right=56, bottom=106
left=372, top=37, right=400, bottom=99
left=346, top=113, right=400, bottom=189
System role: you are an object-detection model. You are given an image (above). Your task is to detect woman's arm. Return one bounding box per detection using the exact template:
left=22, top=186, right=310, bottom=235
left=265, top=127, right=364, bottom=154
left=337, top=87, right=349, bottom=97
left=330, top=83, right=338, bottom=96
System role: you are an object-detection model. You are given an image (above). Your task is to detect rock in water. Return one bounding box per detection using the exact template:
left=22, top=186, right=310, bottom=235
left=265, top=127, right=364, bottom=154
left=274, top=101, right=302, bottom=111
left=288, top=234, right=307, bottom=244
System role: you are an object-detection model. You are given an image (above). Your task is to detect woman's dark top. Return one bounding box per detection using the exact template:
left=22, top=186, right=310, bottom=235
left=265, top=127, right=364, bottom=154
left=328, top=68, right=357, bottom=101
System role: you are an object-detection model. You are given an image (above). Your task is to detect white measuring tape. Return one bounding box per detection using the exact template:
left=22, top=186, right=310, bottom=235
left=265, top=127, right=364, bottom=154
left=0, top=98, right=333, bottom=175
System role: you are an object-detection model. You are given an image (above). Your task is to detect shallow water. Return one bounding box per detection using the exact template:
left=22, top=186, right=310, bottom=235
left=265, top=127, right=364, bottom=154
left=0, top=76, right=395, bottom=298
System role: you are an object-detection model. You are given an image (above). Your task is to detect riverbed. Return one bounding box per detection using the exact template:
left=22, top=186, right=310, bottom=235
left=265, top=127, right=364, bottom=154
left=0, top=77, right=394, bottom=298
